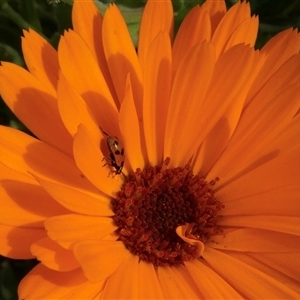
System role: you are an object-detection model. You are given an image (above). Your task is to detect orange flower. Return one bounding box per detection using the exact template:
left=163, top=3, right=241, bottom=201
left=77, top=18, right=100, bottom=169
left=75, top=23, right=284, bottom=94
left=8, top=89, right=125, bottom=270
left=1, top=0, right=300, bottom=298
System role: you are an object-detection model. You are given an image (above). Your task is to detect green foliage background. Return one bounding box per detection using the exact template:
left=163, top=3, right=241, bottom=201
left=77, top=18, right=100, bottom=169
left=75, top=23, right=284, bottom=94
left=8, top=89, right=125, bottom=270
left=0, top=0, right=299, bottom=299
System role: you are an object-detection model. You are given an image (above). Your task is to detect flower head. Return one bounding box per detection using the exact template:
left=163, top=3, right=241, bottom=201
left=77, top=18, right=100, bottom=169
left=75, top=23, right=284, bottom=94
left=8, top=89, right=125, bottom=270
left=0, top=0, right=300, bottom=298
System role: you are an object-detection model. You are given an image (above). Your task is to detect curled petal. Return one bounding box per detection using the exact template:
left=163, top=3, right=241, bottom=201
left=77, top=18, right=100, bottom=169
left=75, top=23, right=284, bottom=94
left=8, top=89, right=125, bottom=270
left=176, top=224, right=205, bottom=258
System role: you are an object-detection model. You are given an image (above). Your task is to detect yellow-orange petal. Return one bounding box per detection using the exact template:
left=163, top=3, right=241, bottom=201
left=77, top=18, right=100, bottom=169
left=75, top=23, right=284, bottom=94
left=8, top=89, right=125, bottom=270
left=229, top=251, right=300, bottom=294
left=219, top=215, right=300, bottom=236
left=143, top=31, right=171, bottom=165
left=176, top=224, right=204, bottom=257
left=72, top=0, right=118, bottom=105
left=73, top=240, right=131, bottom=283
left=138, top=0, right=173, bottom=70
left=45, top=214, right=116, bottom=249
left=250, top=252, right=300, bottom=286
left=102, top=4, right=143, bottom=111
left=171, top=264, right=203, bottom=297
left=58, top=29, right=113, bottom=105
left=247, top=54, right=300, bottom=110
left=101, top=255, right=139, bottom=299
left=203, top=247, right=300, bottom=299
left=261, top=114, right=300, bottom=158
left=185, top=260, right=243, bottom=299
left=0, top=126, right=98, bottom=193
left=18, top=264, right=104, bottom=299
left=224, top=16, right=258, bottom=51
left=209, top=228, right=300, bottom=252
left=166, top=44, right=255, bottom=168
left=0, top=64, right=72, bottom=156
left=137, top=261, right=164, bottom=298
left=194, top=44, right=254, bottom=148
left=120, top=75, right=145, bottom=171
left=207, top=81, right=299, bottom=179
left=217, top=148, right=300, bottom=208
left=72, top=0, right=102, bottom=60
left=73, top=124, right=122, bottom=196
left=58, top=30, right=119, bottom=133
left=31, top=237, right=79, bottom=271
left=0, top=224, right=46, bottom=259
left=164, top=41, right=215, bottom=167
left=172, top=5, right=211, bottom=74
left=201, top=0, right=226, bottom=34
left=193, top=49, right=265, bottom=176
left=57, top=72, right=101, bottom=141
left=262, top=28, right=300, bottom=57
left=231, top=252, right=300, bottom=294
left=248, top=29, right=300, bottom=104
left=34, top=176, right=113, bottom=217
left=22, top=29, right=59, bottom=95
left=218, top=216, right=300, bottom=236
left=221, top=184, right=300, bottom=217
left=0, top=163, right=70, bottom=227
left=156, top=265, right=199, bottom=298
left=211, top=1, right=253, bottom=58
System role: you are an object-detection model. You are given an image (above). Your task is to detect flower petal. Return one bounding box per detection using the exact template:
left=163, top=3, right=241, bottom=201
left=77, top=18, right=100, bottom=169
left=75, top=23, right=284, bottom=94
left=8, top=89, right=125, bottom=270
left=209, top=228, right=300, bottom=252
left=72, top=0, right=102, bottom=58
left=250, top=252, right=300, bottom=286
left=164, top=41, right=215, bottom=167
left=73, top=124, right=122, bottom=196
left=143, top=31, right=172, bottom=165
left=0, top=64, right=72, bottom=156
left=211, top=1, right=253, bottom=58
left=22, top=29, right=59, bottom=95
left=101, top=255, right=139, bottom=299
left=203, top=247, right=300, bottom=299
left=34, top=176, right=113, bottom=217
left=138, top=0, right=173, bottom=69
left=166, top=44, right=255, bottom=168
left=216, top=146, right=300, bottom=203
left=201, top=0, right=226, bottom=33
left=157, top=265, right=200, bottom=299
left=102, top=4, right=143, bottom=111
left=0, top=224, right=45, bottom=259
left=31, top=237, right=79, bottom=271
left=193, top=49, right=265, bottom=175
left=120, top=76, right=145, bottom=171
left=73, top=240, right=131, bottom=283
left=248, top=29, right=300, bottom=103
left=137, top=261, right=164, bottom=298
left=57, top=72, right=101, bottom=141
left=18, top=264, right=104, bottom=299
left=58, top=30, right=119, bottom=134
left=193, top=45, right=255, bottom=153
left=208, top=82, right=300, bottom=184
left=172, top=5, right=211, bottom=74
left=262, top=28, right=300, bottom=58
left=170, top=264, right=202, bottom=297
left=185, top=260, right=243, bottom=299
left=221, top=184, right=300, bottom=217
left=229, top=251, right=300, bottom=293
left=0, top=126, right=97, bottom=193
left=45, top=214, right=116, bottom=249
left=176, top=224, right=204, bottom=257
left=0, top=163, right=69, bottom=227
left=219, top=216, right=300, bottom=236
left=225, top=16, right=258, bottom=50
left=247, top=52, right=300, bottom=110
left=72, top=0, right=116, bottom=101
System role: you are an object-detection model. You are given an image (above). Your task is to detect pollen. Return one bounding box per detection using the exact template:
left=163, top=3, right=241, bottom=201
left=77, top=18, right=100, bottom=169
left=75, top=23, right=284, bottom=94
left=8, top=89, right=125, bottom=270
left=112, top=158, right=224, bottom=267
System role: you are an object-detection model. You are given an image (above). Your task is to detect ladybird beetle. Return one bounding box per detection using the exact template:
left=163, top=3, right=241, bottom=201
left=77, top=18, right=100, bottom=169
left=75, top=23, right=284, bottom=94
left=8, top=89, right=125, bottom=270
left=101, top=129, right=125, bottom=176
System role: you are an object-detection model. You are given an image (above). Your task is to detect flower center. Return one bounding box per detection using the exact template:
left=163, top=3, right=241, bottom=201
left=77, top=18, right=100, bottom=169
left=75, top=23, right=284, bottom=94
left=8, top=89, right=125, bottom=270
left=112, top=158, right=224, bottom=267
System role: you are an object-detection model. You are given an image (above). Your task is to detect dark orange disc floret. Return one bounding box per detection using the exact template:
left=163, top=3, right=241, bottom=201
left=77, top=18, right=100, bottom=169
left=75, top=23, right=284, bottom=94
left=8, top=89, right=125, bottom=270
left=112, top=158, right=224, bottom=267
